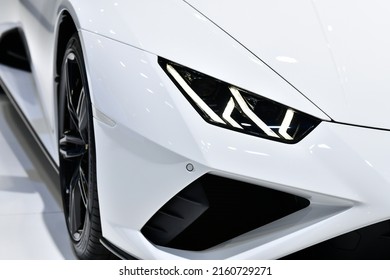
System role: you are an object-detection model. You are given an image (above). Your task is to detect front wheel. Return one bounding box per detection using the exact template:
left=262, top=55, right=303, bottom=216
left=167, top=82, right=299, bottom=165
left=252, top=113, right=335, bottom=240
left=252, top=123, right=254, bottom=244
left=58, top=34, right=112, bottom=259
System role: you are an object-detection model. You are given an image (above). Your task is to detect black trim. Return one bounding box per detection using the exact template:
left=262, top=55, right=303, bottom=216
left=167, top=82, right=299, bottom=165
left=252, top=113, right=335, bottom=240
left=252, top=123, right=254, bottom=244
left=0, top=78, right=59, bottom=173
left=100, top=238, right=138, bottom=260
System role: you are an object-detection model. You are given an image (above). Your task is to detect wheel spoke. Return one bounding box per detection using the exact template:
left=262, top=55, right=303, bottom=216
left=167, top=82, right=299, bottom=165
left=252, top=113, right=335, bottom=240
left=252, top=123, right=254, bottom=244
left=65, top=56, right=82, bottom=130
left=68, top=168, right=82, bottom=238
left=78, top=167, right=88, bottom=208
left=76, top=87, right=89, bottom=141
left=67, top=88, right=80, bottom=130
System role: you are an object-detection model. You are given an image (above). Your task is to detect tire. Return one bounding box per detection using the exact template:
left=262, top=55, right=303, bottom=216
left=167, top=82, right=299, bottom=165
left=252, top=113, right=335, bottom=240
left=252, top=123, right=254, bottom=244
left=58, top=34, right=112, bottom=259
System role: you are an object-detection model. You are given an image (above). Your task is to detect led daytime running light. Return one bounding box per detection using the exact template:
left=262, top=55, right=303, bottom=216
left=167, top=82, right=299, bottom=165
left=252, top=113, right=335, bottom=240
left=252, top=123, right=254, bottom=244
left=161, top=58, right=320, bottom=143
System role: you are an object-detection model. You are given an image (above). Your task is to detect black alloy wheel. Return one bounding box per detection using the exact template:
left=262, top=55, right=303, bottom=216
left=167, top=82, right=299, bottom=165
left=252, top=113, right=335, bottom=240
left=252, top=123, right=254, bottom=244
left=58, top=34, right=112, bottom=259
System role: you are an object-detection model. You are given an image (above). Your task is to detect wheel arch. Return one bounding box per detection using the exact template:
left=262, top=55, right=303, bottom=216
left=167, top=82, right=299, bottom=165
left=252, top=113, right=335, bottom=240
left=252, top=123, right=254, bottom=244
left=55, top=11, right=77, bottom=79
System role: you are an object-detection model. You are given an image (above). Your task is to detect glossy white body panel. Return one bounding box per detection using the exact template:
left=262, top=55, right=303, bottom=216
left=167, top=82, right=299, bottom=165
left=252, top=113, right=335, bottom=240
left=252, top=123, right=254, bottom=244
left=0, top=0, right=63, bottom=164
left=0, top=65, right=56, bottom=157
left=73, top=0, right=329, bottom=121
left=1, top=0, right=390, bottom=259
left=186, top=0, right=390, bottom=129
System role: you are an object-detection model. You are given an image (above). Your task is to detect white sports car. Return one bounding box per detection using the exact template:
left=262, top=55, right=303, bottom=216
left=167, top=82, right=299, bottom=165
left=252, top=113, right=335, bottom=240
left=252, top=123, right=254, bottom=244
left=1, top=0, right=390, bottom=259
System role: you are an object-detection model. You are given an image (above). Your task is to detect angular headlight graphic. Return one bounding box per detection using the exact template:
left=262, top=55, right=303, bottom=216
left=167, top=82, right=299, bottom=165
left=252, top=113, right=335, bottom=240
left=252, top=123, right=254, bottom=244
left=159, top=58, right=320, bottom=143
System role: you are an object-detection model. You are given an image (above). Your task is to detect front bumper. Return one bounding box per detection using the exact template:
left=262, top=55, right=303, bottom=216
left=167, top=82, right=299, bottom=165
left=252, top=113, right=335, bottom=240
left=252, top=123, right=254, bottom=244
left=81, top=31, right=390, bottom=259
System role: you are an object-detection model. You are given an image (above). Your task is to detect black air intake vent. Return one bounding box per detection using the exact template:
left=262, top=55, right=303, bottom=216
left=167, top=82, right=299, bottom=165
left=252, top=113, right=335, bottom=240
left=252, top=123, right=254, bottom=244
left=141, top=180, right=209, bottom=246
left=142, top=174, right=309, bottom=251
left=0, top=28, right=31, bottom=71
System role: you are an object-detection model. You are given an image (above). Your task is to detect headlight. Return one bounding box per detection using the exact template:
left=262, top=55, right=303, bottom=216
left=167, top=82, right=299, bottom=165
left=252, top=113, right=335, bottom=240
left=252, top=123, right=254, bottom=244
left=159, top=58, right=320, bottom=143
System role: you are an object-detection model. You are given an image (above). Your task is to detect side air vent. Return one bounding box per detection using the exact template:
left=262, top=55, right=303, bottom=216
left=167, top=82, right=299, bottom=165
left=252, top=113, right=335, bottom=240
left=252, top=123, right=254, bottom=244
left=142, top=174, right=309, bottom=251
left=0, top=28, right=31, bottom=71
left=141, top=180, right=209, bottom=246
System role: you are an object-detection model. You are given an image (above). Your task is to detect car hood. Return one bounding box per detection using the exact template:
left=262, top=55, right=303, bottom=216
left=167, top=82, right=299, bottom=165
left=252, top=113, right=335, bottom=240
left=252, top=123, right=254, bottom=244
left=186, top=0, right=390, bottom=129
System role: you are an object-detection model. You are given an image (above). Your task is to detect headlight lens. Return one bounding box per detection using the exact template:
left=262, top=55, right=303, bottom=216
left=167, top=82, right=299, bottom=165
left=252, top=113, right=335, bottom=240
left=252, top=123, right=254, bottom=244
left=159, top=58, right=321, bottom=143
